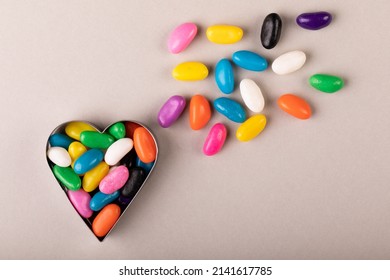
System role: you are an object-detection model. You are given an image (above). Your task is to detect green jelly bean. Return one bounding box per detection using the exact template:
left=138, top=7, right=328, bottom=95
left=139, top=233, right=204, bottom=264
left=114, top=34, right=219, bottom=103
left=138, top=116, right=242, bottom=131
left=309, top=74, right=344, bottom=93
left=80, top=131, right=115, bottom=149
left=108, top=122, right=126, bottom=140
left=53, top=165, right=81, bottom=191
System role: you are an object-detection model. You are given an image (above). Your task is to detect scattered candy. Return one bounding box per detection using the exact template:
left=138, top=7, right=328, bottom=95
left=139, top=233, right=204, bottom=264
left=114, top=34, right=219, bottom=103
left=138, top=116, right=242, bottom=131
left=239, top=79, right=265, bottom=113
left=189, top=94, right=211, bottom=130
left=232, top=50, right=268, bottom=71
left=168, top=22, right=198, bottom=54
left=214, top=97, right=246, bottom=123
left=296, top=11, right=332, bottom=30
left=172, top=62, right=209, bottom=81
left=47, top=147, right=71, bottom=167
left=278, top=94, right=312, bottom=119
left=272, top=50, right=306, bottom=75
left=203, top=123, right=227, bottom=156
left=68, top=189, right=93, bottom=218
left=236, top=115, right=267, bottom=142
left=158, top=95, right=186, bottom=128
left=206, top=25, right=243, bottom=44
left=215, top=58, right=234, bottom=94
left=92, top=204, right=121, bottom=238
left=309, top=74, right=344, bottom=93
left=261, top=13, right=282, bottom=49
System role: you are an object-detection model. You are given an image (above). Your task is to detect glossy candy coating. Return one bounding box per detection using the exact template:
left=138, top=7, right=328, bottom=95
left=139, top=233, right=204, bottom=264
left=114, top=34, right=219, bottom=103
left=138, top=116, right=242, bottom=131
left=214, top=97, right=246, bottom=123
left=47, top=147, right=71, bottom=167
left=206, top=25, right=243, bottom=44
left=172, top=62, right=209, bottom=81
left=261, top=13, right=282, bottom=49
left=158, top=95, right=186, bottom=128
left=49, top=133, right=73, bottom=149
left=80, top=131, right=115, bottom=149
left=125, top=122, right=141, bottom=139
left=53, top=165, right=81, bottom=190
left=121, top=167, right=146, bottom=197
left=203, top=123, right=227, bottom=156
left=92, top=204, right=121, bottom=238
left=104, top=138, right=134, bottom=166
left=272, top=50, right=306, bottom=75
left=236, top=115, right=267, bottom=142
left=189, top=95, right=211, bottom=130
left=215, top=59, right=234, bottom=94
left=68, top=142, right=87, bottom=163
left=136, top=157, right=154, bottom=174
left=133, top=127, right=157, bottom=163
left=108, top=122, right=126, bottom=140
left=90, top=191, right=120, bottom=212
left=67, top=189, right=93, bottom=218
left=168, top=22, right=197, bottom=54
left=73, top=148, right=104, bottom=175
left=278, top=94, right=312, bottom=119
left=99, top=165, right=129, bottom=194
left=239, top=79, right=265, bottom=113
left=309, top=74, right=344, bottom=93
left=82, top=162, right=109, bottom=192
left=65, top=122, right=97, bottom=141
left=296, top=11, right=332, bottom=30
left=232, top=50, right=268, bottom=71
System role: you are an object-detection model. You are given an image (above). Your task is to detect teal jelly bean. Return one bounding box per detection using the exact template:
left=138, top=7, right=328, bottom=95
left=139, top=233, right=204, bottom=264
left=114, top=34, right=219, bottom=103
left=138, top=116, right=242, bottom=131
left=214, top=97, right=246, bottom=123
left=215, top=58, right=234, bottom=94
left=73, top=148, right=104, bottom=175
left=49, top=133, right=73, bottom=149
left=136, top=156, right=154, bottom=174
left=90, top=191, right=120, bottom=211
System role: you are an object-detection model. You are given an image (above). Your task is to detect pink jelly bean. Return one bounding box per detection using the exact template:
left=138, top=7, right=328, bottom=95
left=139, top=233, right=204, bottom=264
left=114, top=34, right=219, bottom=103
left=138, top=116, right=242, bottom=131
left=99, top=165, right=129, bottom=194
left=203, top=123, right=227, bottom=156
left=67, top=189, right=93, bottom=218
left=167, top=22, right=198, bottom=54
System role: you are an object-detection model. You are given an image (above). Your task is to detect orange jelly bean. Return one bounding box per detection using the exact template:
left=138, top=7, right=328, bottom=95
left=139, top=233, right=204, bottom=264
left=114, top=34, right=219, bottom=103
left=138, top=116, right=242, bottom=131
left=125, top=122, right=141, bottom=139
left=133, top=127, right=157, bottom=163
left=189, top=94, right=211, bottom=130
left=92, top=204, right=121, bottom=238
left=277, top=94, right=312, bottom=120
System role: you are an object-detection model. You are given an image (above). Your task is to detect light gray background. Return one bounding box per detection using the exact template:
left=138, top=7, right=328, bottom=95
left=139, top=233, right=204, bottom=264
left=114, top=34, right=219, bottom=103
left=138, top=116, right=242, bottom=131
left=0, top=0, right=389, bottom=259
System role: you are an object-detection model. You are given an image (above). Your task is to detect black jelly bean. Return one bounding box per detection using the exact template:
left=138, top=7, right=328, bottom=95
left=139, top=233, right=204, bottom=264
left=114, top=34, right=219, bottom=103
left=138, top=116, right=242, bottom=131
left=120, top=149, right=136, bottom=169
left=121, top=167, right=146, bottom=197
left=260, top=13, right=282, bottom=49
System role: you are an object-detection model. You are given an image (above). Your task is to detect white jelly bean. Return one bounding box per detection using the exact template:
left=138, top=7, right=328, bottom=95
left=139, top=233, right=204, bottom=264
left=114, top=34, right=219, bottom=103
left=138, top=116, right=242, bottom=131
left=239, top=79, right=265, bottom=113
left=47, top=147, right=72, bottom=167
left=104, top=138, right=133, bottom=166
left=272, top=50, right=306, bottom=75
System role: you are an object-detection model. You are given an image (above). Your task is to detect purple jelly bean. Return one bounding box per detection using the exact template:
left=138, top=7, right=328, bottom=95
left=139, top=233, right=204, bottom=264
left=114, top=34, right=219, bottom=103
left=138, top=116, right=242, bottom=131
left=118, top=195, right=132, bottom=206
left=296, top=11, right=332, bottom=30
left=157, top=95, right=186, bottom=128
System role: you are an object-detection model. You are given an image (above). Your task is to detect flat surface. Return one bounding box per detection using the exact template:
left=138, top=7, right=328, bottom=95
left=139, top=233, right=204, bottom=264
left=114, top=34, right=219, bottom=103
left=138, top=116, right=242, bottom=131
left=0, top=0, right=389, bottom=259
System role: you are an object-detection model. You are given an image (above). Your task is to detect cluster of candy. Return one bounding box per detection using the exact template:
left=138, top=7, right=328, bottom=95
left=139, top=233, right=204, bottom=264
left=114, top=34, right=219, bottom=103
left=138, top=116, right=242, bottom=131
left=158, top=11, right=344, bottom=156
left=46, top=121, right=157, bottom=239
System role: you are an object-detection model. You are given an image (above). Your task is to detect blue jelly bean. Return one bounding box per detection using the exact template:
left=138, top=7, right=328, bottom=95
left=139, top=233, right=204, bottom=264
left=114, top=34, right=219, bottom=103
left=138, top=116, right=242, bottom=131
left=214, top=97, right=246, bottom=123
left=73, top=148, right=103, bottom=174
left=232, top=50, right=268, bottom=71
left=136, top=157, right=154, bottom=174
left=90, top=191, right=120, bottom=211
left=215, top=58, right=234, bottom=94
left=49, top=133, right=73, bottom=149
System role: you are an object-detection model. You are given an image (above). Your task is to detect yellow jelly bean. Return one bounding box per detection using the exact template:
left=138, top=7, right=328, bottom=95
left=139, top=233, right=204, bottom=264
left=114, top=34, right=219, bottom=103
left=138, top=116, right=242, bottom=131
left=82, top=162, right=109, bottom=192
left=172, top=62, right=209, bottom=81
left=206, top=25, right=243, bottom=44
left=68, top=142, right=87, bottom=168
left=65, top=121, right=97, bottom=141
left=236, top=114, right=267, bottom=142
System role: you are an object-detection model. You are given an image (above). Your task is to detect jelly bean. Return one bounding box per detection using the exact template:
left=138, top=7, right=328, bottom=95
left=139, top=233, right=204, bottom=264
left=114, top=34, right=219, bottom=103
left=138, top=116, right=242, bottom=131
left=214, top=97, right=246, bottom=123
left=236, top=115, right=267, bottom=142
left=215, top=59, right=234, bottom=94
left=239, top=79, right=265, bottom=113
left=278, top=94, right=312, bottom=119
left=136, top=156, right=154, bottom=174
left=47, top=147, right=71, bottom=167
left=206, top=25, right=243, bottom=44
left=104, top=138, right=134, bottom=166
left=67, top=189, right=93, bottom=218
left=92, top=204, right=121, bottom=238
left=120, top=149, right=137, bottom=169
left=49, top=133, right=73, bottom=149
left=133, top=127, right=157, bottom=163
left=232, top=50, right=268, bottom=71
left=309, top=74, right=344, bottom=93
left=125, top=122, right=141, bottom=139
left=68, top=142, right=87, bottom=163
left=296, top=11, right=332, bottom=30
left=82, top=162, right=109, bottom=192
left=108, top=122, right=126, bottom=140
left=261, top=13, right=282, bottom=49
left=118, top=195, right=132, bottom=206
left=65, top=122, right=97, bottom=141
left=168, top=22, right=197, bottom=54
left=80, top=131, right=115, bottom=149
left=73, top=148, right=104, bottom=175
left=99, top=165, right=129, bottom=194
left=121, top=167, right=146, bottom=197
left=172, top=62, right=209, bottom=81
left=189, top=94, right=211, bottom=130
left=52, top=165, right=81, bottom=190
left=90, top=191, right=120, bottom=212
left=272, top=50, right=306, bottom=75
left=203, top=123, right=227, bottom=156
left=158, top=95, right=186, bottom=128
